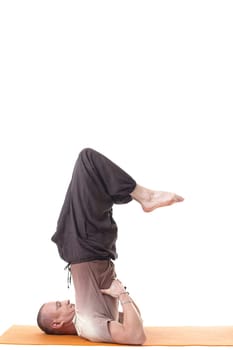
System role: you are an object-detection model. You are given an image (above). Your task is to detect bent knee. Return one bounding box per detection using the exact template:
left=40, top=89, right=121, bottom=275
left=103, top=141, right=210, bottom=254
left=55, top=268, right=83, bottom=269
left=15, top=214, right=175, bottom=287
left=78, top=147, right=96, bottom=162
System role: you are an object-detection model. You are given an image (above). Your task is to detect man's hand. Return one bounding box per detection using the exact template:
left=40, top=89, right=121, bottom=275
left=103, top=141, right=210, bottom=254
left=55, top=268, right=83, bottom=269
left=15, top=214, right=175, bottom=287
left=100, top=279, right=126, bottom=298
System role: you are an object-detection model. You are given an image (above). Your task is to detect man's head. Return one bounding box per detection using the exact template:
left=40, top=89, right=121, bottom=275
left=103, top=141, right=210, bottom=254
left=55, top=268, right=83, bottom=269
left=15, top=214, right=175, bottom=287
left=37, top=300, right=77, bottom=335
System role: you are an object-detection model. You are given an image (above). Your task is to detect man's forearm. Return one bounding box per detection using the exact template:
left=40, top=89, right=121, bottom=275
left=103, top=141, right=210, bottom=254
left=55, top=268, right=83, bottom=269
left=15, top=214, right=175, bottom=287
left=118, top=292, right=144, bottom=337
left=118, top=300, right=141, bottom=323
left=101, top=279, right=146, bottom=344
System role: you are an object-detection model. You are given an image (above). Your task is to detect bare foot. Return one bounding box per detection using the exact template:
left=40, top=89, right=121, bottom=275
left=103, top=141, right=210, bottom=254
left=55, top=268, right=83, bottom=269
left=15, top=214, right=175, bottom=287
left=142, top=191, right=184, bottom=212
left=131, top=185, right=184, bottom=212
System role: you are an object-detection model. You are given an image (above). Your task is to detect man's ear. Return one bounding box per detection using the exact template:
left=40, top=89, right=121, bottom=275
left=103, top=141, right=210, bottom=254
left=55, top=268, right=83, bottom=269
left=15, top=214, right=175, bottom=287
left=51, top=320, right=64, bottom=329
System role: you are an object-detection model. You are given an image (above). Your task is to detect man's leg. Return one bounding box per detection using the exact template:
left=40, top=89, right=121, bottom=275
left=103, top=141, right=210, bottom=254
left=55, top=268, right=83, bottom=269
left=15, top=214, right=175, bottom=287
left=71, top=149, right=183, bottom=212
left=70, top=148, right=183, bottom=220
left=72, top=148, right=137, bottom=208
left=130, top=184, right=184, bottom=212
left=52, top=148, right=137, bottom=263
left=52, top=148, right=183, bottom=263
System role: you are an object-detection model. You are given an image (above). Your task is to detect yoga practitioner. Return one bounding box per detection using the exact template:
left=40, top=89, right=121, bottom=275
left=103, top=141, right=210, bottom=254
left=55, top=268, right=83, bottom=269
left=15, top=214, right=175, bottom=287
left=37, top=148, right=184, bottom=345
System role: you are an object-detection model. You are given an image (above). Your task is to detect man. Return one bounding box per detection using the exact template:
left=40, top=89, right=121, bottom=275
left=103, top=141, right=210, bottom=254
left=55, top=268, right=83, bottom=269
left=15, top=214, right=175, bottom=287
left=37, top=148, right=183, bottom=345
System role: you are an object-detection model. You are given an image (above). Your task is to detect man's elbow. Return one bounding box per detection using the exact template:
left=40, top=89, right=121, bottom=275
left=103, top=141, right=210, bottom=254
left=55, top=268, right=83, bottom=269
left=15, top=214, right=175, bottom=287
left=110, top=322, right=146, bottom=345
left=136, top=330, right=146, bottom=345
left=127, top=329, right=146, bottom=345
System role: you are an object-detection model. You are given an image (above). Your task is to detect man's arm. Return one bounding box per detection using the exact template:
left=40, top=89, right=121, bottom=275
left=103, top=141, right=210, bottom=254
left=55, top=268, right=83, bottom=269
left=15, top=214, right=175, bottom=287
left=118, top=299, right=141, bottom=323
left=101, top=279, right=146, bottom=345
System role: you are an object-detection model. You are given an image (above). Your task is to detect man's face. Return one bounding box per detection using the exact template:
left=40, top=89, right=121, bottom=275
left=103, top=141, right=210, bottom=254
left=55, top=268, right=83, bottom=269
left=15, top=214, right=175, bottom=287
left=43, top=299, right=76, bottom=324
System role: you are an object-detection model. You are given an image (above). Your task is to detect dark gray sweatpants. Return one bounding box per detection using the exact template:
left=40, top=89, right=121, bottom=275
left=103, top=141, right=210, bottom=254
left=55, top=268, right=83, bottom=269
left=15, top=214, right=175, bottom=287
left=51, top=148, right=136, bottom=264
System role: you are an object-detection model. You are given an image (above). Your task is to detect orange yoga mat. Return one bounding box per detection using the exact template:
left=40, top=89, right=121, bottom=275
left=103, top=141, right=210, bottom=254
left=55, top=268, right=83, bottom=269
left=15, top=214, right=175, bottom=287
left=1, top=325, right=233, bottom=346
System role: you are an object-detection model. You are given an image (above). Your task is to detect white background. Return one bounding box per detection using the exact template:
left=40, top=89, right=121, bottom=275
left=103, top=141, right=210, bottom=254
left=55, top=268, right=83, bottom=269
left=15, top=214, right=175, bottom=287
left=0, top=1, right=233, bottom=349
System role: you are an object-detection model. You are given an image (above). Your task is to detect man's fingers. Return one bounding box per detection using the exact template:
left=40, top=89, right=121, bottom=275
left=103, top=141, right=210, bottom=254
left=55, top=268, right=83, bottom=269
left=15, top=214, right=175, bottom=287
left=100, top=288, right=109, bottom=295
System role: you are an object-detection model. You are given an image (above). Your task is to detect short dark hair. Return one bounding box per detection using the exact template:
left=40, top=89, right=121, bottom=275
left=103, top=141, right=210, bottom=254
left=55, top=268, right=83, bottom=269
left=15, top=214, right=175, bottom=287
left=37, top=304, right=67, bottom=335
left=37, top=304, right=53, bottom=334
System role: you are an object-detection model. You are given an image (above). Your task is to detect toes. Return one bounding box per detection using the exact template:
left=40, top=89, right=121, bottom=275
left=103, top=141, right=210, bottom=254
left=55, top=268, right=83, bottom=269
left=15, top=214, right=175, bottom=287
left=174, top=194, right=184, bottom=202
